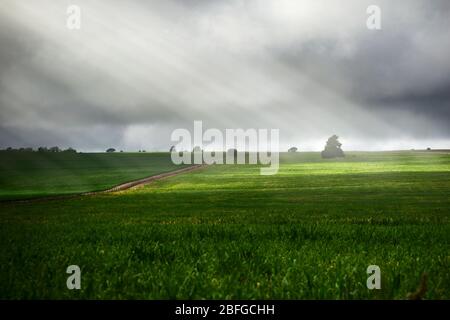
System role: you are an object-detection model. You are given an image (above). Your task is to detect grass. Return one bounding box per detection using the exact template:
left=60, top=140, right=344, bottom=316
left=0, top=151, right=449, bottom=299
left=0, top=151, right=188, bottom=200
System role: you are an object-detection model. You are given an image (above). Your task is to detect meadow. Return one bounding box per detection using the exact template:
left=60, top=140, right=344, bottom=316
left=0, top=151, right=187, bottom=200
left=0, top=151, right=449, bottom=299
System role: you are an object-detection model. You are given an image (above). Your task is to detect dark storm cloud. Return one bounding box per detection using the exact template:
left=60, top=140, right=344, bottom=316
left=0, top=0, right=449, bottom=151
left=366, top=83, right=450, bottom=135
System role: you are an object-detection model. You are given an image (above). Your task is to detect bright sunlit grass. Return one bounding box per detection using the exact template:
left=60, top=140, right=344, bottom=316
left=0, top=151, right=449, bottom=299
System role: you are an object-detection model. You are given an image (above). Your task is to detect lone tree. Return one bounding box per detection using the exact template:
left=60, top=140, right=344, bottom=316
left=106, top=148, right=116, bottom=153
left=288, top=147, right=298, bottom=153
left=321, top=135, right=344, bottom=159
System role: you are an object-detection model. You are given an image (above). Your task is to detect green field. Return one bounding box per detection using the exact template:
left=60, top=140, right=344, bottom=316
left=0, top=152, right=187, bottom=200
left=0, top=151, right=449, bottom=299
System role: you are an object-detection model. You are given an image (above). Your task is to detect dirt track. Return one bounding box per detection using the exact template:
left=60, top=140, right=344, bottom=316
left=84, top=164, right=206, bottom=194
left=3, top=164, right=207, bottom=203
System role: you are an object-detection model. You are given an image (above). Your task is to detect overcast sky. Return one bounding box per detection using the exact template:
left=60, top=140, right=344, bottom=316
left=0, top=0, right=449, bottom=151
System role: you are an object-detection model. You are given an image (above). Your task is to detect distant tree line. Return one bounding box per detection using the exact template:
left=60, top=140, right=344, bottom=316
left=1, top=135, right=347, bottom=157
left=1, top=146, right=77, bottom=153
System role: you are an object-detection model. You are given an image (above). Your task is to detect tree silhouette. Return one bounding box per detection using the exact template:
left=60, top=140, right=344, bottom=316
left=321, top=135, right=345, bottom=159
